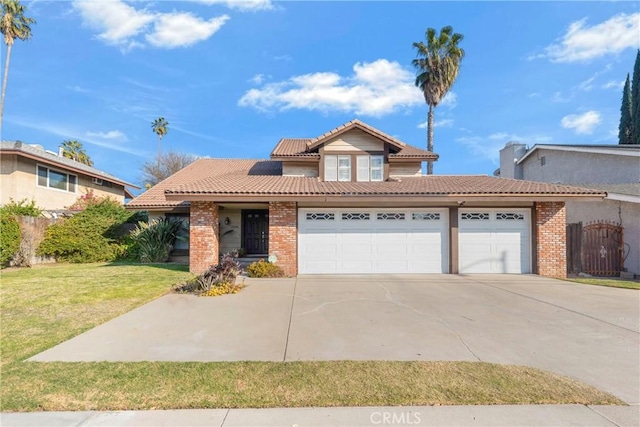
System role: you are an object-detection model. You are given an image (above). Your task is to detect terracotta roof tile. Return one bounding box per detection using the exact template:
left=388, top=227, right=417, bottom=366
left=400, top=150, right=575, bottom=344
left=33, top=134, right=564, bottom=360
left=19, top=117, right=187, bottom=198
left=270, top=138, right=318, bottom=158
left=126, top=159, right=281, bottom=208
left=164, top=162, right=605, bottom=198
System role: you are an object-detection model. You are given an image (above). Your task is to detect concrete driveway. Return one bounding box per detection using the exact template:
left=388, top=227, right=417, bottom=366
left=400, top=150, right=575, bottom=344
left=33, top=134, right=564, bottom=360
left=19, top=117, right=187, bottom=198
left=30, top=274, right=640, bottom=404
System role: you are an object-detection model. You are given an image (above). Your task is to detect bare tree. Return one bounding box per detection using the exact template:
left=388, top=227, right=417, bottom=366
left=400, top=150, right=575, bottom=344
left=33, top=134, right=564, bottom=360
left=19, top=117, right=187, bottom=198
left=141, top=150, right=196, bottom=188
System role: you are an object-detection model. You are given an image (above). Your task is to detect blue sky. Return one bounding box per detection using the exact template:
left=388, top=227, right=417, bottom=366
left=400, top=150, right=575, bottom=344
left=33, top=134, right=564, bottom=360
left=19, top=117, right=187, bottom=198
left=3, top=0, right=639, bottom=189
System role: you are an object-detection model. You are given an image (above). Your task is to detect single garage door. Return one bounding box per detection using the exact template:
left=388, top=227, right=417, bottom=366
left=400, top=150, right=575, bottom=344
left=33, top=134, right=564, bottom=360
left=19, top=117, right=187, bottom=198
left=459, top=208, right=531, bottom=274
left=298, top=208, right=448, bottom=274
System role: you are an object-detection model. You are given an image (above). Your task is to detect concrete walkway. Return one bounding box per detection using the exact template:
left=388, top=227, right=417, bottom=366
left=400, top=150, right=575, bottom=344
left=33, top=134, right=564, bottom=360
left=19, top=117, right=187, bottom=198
left=29, top=274, right=640, bottom=404
left=2, top=405, right=639, bottom=426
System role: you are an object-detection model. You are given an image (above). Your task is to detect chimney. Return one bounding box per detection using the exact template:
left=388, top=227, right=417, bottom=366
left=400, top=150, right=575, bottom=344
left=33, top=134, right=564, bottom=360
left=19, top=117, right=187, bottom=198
left=499, top=141, right=527, bottom=179
left=58, top=146, right=64, bottom=156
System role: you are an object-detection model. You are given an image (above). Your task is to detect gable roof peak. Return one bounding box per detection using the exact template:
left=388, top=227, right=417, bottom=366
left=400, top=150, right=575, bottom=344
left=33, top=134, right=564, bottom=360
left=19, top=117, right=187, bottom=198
left=307, top=119, right=407, bottom=150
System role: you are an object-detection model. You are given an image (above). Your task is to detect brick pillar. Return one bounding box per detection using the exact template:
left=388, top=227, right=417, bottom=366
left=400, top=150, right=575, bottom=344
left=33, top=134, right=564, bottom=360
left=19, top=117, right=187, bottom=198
left=535, top=201, right=566, bottom=279
left=189, top=201, right=219, bottom=274
left=269, top=201, right=297, bottom=276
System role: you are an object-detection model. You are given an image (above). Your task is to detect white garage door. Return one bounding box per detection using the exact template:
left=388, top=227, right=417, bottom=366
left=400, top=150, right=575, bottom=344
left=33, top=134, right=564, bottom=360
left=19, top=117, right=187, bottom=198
left=298, top=208, right=448, bottom=274
left=459, top=209, right=531, bottom=274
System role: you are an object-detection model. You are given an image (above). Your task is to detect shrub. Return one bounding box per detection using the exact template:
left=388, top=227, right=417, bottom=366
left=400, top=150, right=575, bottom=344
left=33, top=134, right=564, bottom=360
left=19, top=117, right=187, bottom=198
left=173, top=252, right=242, bottom=296
left=0, top=211, right=20, bottom=266
left=247, top=259, right=286, bottom=278
left=2, top=199, right=42, bottom=217
left=130, top=218, right=185, bottom=263
left=37, top=198, right=135, bottom=263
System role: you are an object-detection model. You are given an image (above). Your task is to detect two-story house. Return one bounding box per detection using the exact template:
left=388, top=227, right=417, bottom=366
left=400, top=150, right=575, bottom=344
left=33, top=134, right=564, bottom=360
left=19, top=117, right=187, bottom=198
left=127, top=120, right=604, bottom=279
left=496, top=142, right=640, bottom=277
left=1, top=141, right=139, bottom=211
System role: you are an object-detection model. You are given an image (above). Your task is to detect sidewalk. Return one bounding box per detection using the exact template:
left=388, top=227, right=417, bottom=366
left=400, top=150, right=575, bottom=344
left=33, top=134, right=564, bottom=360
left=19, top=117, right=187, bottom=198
left=2, top=405, right=639, bottom=427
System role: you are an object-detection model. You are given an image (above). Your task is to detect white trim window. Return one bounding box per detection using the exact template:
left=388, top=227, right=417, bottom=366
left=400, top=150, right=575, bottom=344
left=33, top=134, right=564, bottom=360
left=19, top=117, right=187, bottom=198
left=356, top=155, right=383, bottom=182
left=325, top=155, right=351, bottom=181
left=37, top=164, right=77, bottom=193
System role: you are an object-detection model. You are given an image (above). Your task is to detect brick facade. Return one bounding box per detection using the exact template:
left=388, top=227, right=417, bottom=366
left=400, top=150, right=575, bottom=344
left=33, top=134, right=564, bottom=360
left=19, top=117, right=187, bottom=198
left=269, top=201, right=297, bottom=276
left=189, top=201, right=219, bottom=274
left=535, top=201, right=567, bottom=279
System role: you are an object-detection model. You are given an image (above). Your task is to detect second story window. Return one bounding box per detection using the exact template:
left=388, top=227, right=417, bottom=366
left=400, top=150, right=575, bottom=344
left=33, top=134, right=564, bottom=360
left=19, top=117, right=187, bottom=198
left=37, top=165, right=77, bottom=193
left=357, top=155, right=383, bottom=182
left=325, top=155, right=351, bottom=181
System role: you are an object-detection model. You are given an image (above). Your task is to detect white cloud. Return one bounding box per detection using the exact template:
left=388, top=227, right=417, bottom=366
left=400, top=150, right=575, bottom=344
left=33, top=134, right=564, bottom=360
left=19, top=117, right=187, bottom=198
left=578, top=76, right=595, bottom=92
left=418, top=118, right=453, bottom=129
left=539, top=13, right=640, bottom=62
left=560, top=110, right=601, bottom=134
left=551, top=91, right=572, bottom=103
left=196, top=0, right=274, bottom=11
left=146, top=13, right=229, bottom=48
left=602, top=80, right=624, bottom=90
left=456, top=132, right=552, bottom=165
left=86, top=130, right=128, bottom=141
left=239, top=59, right=434, bottom=116
left=249, top=74, right=267, bottom=85
left=528, top=92, right=540, bottom=98
left=439, top=92, right=457, bottom=109
left=73, top=0, right=230, bottom=50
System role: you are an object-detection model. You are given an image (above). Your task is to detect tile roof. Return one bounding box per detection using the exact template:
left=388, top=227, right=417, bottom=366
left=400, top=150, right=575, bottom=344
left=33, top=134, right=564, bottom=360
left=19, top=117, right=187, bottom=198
left=1, top=141, right=139, bottom=188
left=162, top=159, right=605, bottom=198
left=570, top=183, right=640, bottom=198
left=270, top=120, right=437, bottom=160
left=127, top=159, right=281, bottom=208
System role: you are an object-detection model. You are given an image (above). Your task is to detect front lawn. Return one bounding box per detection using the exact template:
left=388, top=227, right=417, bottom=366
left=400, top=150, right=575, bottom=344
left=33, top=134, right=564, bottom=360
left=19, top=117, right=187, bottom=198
left=0, top=263, right=623, bottom=411
left=566, top=277, right=640, bottom=290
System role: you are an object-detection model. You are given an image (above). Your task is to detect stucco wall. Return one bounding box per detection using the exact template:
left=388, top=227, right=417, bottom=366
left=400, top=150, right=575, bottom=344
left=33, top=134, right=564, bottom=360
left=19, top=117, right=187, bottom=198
left=566, top=199, right=640, bottom=275
left=389, top=163, right=422, bottom=177
left=522, top=149, right=640, bottom=184
left=219, top=209, right=242, bottom=255
left=282, top=162, right=319, bottom=177
left=0, top=155, right=125, bottom=209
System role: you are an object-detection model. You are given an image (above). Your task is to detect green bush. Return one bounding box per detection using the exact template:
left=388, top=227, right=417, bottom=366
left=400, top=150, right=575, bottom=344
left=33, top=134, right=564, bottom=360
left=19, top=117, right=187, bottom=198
left=2, top=199, right=42, bottom=217
left=130, top=218, right=185, bottom=263
left=246, top=259, right=286, bottom=278
left=37, top=198, right=135, bottom=263
left=0, top=211, right=20, bottom=266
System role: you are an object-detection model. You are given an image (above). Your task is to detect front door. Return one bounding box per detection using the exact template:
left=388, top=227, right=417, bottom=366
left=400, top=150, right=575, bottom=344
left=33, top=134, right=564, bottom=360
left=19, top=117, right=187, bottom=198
left=243, top=210, right=269, bottom=254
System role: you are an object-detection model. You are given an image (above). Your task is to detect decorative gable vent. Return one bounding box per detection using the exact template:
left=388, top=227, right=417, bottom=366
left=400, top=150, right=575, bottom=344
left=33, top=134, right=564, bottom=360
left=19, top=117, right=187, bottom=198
left=92, top=178, right=104, bottom=185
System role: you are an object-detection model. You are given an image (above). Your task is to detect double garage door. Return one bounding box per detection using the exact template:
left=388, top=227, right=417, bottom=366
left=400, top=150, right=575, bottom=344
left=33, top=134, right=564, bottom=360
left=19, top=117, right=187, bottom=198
left=298, top=208, right=530, bottom=274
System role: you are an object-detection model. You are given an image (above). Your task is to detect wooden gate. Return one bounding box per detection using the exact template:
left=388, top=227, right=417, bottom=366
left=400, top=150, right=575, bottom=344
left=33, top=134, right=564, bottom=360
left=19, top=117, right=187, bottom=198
left=566, top=222, right=583, bottom=275
left=581, top=221, right=624, bottom=276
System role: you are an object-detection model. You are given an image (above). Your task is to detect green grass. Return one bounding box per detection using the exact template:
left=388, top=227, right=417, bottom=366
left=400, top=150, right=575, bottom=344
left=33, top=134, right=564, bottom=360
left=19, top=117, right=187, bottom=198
left=0, top=263, right=623, bottom=411
left=566, top=277, right=640, bottom=290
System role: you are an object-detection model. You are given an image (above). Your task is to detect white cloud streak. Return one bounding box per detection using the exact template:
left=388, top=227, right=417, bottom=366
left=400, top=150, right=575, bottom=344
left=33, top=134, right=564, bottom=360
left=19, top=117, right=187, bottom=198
left=418, top=118, right=453, bottom=129
left=73, top=0, right=230, bottom=50
left=196, top=0, right=274, bottom=11
left=538, top=13, right=640, bottom=62
left=239, top=59, right=452, bottom=117
left=86, top=130, right=128, bottom=141
left=560, top=110, right=601, bottom=134
left=456, top=132, right=552, bottom=165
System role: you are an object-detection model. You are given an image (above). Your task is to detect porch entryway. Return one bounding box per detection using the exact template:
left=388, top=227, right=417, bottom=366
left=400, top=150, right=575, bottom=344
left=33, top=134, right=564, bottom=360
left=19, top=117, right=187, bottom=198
left=242, top=210, right=269, bottom=255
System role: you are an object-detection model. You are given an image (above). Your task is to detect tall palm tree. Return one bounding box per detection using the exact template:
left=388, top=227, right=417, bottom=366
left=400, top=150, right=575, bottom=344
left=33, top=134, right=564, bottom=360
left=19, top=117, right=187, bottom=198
left=151, top=117, right=169, bottom=157
left=0, top=0, right=35, bottom=133
left=61, top=139, right=93, bottom=166
left=412, top=26, right=465, bottom=174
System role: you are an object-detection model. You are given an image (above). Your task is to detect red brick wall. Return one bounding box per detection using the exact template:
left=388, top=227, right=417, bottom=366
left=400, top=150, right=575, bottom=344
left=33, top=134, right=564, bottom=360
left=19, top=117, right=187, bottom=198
left=535, top=201, right=566, bottom=279
left=269, top=201, right=297, bottom=276
left=189, top=201, right=219, bottom=274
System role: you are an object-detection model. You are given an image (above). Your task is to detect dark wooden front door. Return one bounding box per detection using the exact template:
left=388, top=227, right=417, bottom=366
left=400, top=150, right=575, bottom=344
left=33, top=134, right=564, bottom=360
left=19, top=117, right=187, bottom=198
left=243, top=210, right=269, bottom=254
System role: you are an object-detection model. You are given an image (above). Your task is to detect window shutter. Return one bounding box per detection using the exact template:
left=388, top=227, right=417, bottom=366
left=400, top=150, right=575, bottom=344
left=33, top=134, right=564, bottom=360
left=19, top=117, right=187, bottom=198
left=325, top=155, right=337, bottom=181
left=357, top=155, right=370, bottom=181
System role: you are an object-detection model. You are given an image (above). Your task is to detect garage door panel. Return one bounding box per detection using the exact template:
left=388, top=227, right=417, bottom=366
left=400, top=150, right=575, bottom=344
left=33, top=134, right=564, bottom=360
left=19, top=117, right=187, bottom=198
left=459, top=209, right=531, bottom=274
left=299, top=209, right=448, bottom=274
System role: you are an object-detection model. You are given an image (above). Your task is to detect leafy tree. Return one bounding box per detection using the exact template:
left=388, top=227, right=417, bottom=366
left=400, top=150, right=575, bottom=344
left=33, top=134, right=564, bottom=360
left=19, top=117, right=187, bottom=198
left=151, top=116, right=169, bottom=157
left=61, top=139, right=94, bottom=166
left=631, top=49, right=640, bottom=145
left=0, top=0, right=35, bottom=133
left=619, top=74, right=633, bottom=145
left=412, top=26, right=465, bottom=174
left=141, top=150, right=196, bottom=187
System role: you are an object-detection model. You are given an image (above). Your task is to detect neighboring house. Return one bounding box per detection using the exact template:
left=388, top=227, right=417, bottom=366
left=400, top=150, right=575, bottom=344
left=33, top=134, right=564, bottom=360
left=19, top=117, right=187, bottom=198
left=496, top=142, right=640, bottom=277
left=128, top=120, right=604, bottom=279
left=1, top=141, right=139, bottom=211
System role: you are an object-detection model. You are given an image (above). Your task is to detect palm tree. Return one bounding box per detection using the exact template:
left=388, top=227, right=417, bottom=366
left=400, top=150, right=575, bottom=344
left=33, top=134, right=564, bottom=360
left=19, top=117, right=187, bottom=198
left=412, top=26, right=465, bottom=174
left=61, top=139, right=93, bottom=166
left=0, top=0, right=35, bottom=133
left=151, top=117, right=169, bottom=157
